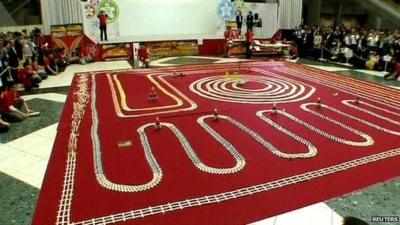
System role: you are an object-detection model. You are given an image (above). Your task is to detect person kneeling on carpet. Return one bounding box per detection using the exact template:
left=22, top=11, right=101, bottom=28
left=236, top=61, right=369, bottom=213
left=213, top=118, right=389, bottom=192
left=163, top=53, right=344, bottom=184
left=0, top=89, right=10, bottom=133
left=384, top=58, right=400, bottom=81
left=138, top=43, right=150, bottom=68
left=0, top=84, right=39, bottom=122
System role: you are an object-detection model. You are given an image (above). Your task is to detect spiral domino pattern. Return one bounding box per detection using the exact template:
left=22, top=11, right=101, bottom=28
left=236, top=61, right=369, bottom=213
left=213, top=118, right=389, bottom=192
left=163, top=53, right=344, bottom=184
left=190, top=75, right=314, bottom=104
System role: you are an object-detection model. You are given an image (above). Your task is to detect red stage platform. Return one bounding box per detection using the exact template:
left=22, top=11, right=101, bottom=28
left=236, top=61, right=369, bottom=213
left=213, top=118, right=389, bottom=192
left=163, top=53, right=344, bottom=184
left=33, top=62, right=400, bottom=225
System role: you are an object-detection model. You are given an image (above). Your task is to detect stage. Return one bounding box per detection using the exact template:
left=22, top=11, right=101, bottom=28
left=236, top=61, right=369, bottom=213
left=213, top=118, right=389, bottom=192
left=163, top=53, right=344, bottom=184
left=33, top=61, right=400, bottom=225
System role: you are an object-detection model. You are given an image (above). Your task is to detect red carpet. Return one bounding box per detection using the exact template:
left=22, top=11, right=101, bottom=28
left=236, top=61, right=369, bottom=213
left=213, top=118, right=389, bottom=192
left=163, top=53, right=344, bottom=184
left=33, top=62, right=400, bottom=225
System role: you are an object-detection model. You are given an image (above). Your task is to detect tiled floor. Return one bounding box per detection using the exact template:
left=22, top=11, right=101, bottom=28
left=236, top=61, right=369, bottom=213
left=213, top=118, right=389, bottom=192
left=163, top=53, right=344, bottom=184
left=250, top=203, right=343, bottom=225
left=1, top=56, right=399, bottom=225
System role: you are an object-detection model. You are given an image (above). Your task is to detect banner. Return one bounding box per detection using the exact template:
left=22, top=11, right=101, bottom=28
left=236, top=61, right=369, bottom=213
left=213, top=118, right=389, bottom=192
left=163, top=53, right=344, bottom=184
left=51, top=24, right=84, bottom=61
left=67, top=24, right=83, bottom=36
left=101, top=43, right=133, bottom=61
left=50, top=25, right=67, bottom=38
left=146, top=41, right=199, bottom=59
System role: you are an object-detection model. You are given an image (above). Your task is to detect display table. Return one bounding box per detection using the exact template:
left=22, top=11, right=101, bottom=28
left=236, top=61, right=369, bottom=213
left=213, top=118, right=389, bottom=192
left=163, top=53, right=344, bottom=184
left=252, top=40, right=291, bottom=56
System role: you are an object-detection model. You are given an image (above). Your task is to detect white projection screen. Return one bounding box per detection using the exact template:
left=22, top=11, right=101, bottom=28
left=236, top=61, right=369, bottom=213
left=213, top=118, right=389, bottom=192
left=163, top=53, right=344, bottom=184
left=118, top=0, right=222, bottom=40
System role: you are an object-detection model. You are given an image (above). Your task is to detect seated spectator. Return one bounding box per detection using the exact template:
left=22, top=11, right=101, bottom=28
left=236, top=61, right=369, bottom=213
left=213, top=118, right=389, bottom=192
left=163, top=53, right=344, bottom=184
left=18, top=66, right=27, bottom=88
left=44, top=52, right=59, bottom=75
left=138, top=43, right=150, bottom=68
left=0, top=88, right=10, bottom=132
left=365, top=51, right=380, bottom=70
left=384, top=58, right=400, bottom=80
left=79, top=47, right=94, bottom=65
left=56, top=47, right=69, bottom=72
left=20, top=61, right=41, bottom=91
left=0, top=84, right=37, bottom=122
left=31, top=56, right=48, bottom=80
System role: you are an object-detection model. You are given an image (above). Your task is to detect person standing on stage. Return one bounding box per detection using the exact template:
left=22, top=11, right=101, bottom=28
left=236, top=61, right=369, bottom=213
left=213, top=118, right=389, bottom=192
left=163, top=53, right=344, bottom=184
left=236, top=10, right=243, bottom=35
left=246, top=11, right=254, bottom=31
left=245, top=28, right=254, bottom=59
left=98, top=10, right=108, bottom=42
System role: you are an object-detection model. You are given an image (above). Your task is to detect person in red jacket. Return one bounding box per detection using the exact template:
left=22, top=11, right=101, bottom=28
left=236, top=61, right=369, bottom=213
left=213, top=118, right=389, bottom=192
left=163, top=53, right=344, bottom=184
left=224, top=26, right=234, bottom=57
left=21, top=61, right=41, bottom=91
left=138, top=43, right=150, bottom=68
left=44, top=52, right=59, bottom=75
left=245, top=28, right=254, bottom=59
left=0, top=84, right=35, bottom=122
left=56, top=48, right=69, bottom=72
left=98, top=10, right=108, bottom=41
left=0, top=88, right=10, bottom=132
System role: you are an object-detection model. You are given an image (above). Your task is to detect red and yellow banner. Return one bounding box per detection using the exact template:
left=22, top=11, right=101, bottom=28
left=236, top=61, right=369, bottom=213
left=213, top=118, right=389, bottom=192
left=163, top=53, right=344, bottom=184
left=146, top=41, right=199, bottom=59
left=101, top=43, right=133, bottom=61
left=51, top=24, right=84, bottom=61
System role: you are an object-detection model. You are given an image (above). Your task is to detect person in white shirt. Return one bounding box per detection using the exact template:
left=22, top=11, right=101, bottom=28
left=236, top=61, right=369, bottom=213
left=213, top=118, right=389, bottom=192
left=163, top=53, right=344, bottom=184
left=350, top=31, right=359, bottom=52
left=344, top=33, right=351, bottom=47
left=22, top=38, right=36, bottom=62
left=367, top=34, right=376, bottom=47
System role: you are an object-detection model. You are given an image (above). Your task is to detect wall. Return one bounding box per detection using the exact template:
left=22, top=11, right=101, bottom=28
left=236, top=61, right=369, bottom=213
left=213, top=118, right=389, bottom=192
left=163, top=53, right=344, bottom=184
left=0, top=2, right=16, bottom=26
left=240, top=3, right=279, bottom=38
left=303, top=0, right=367, bottom=26
left=303, top=0, right=398, bottom=29
left=118, top=0, right=221, bottom=38
left=278, top=0, right=303, bottom=29
left=42, top=0, right=84, bottom=35
left=82, top=0, right=279, bottom=42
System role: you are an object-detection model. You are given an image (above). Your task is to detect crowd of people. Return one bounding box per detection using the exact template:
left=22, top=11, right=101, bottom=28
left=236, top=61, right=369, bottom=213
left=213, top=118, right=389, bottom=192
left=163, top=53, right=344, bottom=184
left=293, top=24, right=400, bottom=80
left=0, top=28, right=70, bottom=133
left=0, top=29, right=70, bottom=90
